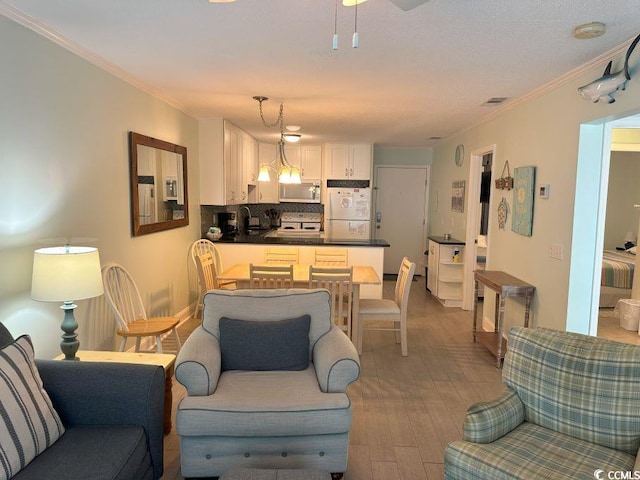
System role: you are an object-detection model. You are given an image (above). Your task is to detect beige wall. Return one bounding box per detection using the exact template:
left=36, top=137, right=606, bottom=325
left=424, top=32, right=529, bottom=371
left=0, top=17, right=200, bottom=358
left=429, top=53, right=640, bottom=332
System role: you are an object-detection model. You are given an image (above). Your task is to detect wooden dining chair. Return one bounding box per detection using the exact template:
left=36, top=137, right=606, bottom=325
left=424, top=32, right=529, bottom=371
left=357, top=257, right=416, bottom=356
left=102, top=263, right=181, bottom=353
left=195, top=252, right=236, bottom=315
left=264, top=247, right=299, bottom=265
left=314, top=248, right=348, bottom=266
left=249, top=264, right=294, bottom=289
left=309, top=266, right=354, bottom=337
left=190, top=239, right=236, bottom=318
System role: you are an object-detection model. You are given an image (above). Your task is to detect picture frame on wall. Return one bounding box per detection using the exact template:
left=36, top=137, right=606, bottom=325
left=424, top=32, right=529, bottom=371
left=451, top=180, right=465, bottom=213
left=511, top=166, right=536, bottom=236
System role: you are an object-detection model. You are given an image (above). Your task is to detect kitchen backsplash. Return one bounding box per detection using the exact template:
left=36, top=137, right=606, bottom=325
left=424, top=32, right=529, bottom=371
left=200, top=203, right=324, bottom=237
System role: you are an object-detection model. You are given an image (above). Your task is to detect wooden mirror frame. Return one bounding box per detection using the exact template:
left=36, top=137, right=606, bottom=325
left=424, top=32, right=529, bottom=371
left=129, top=131, right=189, bottom=236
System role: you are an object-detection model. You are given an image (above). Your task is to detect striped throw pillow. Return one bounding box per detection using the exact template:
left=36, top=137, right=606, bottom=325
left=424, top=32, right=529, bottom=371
left=0, top=335, right=65, bottom=479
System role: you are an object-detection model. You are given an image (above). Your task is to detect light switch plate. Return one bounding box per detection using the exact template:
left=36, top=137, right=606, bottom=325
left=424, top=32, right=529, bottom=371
left=550, top=243, right=563, bottom=260
left=539, top=184, right=550, bottom=199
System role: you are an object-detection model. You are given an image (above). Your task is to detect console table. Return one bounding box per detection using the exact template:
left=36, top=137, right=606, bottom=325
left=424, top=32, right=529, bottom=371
left=473, top=270, right=535, bottom=368
left=54, top=350, right=176, bottom=434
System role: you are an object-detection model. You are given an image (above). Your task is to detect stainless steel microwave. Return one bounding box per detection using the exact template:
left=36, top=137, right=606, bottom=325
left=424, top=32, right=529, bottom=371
left=279, top=182, right=321, bottom=203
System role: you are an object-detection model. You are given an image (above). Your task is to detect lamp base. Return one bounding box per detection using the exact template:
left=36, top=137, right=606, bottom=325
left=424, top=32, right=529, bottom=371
left=60, top=302, right=80, bottom=361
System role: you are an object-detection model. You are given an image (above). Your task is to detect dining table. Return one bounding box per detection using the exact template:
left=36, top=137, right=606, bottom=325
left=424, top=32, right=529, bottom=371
left=217, top=263, right=381, bottom=352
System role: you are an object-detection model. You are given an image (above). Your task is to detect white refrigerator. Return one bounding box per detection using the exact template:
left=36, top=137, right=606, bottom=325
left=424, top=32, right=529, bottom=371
left=326, top=187, right=372, bottom=239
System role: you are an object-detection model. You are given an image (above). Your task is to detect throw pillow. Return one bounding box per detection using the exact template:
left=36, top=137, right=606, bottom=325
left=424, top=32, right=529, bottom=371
left=219, top=315, right=311, bottom=371
left=0, top=335, right=65, bottom=479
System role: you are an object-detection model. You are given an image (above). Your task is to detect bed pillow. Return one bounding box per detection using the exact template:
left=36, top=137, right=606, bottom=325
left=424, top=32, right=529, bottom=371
left=0, top=335, right=65, bottom=479
left=219, top=315, right=311, bottom=371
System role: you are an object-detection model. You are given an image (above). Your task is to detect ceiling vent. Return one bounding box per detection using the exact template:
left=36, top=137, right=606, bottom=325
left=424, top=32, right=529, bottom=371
left=429, top=136, right=442, bottom=140
left=482, top=97, right=509, bottom=106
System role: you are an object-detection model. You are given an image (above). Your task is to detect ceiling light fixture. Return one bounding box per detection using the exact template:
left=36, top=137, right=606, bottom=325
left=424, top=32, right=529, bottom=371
left=283, top=133, right=302, bottom=143
left=253, top=96, right=301, bottom=184
left=334, top=0, right=365, bottom=50
left=573, top=22, right=606, bottom=40
left=208, top=0, right=236, bottom=3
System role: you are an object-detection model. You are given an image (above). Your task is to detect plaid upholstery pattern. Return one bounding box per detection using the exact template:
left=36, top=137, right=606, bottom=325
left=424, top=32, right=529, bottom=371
left=463, top=388, right=524, bottom=444
left=444, top=327, right=640, bottom=480
left=445, top=422, right=635, bottom=480
left=504, top=327, right=640, bottom=454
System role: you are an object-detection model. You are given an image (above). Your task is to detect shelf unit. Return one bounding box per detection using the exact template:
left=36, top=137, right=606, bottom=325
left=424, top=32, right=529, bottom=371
left=427, top=238, right=465, bottom=307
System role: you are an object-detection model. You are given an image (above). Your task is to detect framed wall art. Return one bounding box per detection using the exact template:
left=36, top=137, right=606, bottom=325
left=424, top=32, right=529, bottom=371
left=511, top=166, right=536, bottom=236
left=451, top=180, right=465, bottom=213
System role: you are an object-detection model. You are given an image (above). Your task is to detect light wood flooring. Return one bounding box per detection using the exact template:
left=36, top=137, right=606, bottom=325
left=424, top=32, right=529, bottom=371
left=159, top=278, right=640, bottom=480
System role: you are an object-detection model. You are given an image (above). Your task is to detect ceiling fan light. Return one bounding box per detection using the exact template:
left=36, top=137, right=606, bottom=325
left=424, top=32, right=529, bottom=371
left=283, top=133, right=302, bottom=143
left=342, top=0, right=367, bottom=5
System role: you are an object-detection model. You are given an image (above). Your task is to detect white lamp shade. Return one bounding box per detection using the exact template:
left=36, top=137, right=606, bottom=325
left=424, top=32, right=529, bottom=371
left=31, top=246, right=104, bottom=302
left=257, top=165, right=271, bottom=182
left=624, top=231, right=635, bottom=243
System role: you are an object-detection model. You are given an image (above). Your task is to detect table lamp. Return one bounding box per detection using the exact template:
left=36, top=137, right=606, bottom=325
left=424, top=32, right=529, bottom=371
left=31, top=246, right=104, bottom=360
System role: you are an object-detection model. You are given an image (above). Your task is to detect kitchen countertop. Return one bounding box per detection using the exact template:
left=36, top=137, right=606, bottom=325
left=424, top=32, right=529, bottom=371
left=210, top=229, right=390, bottom=247
left=428, top=235, right=465, bottom=245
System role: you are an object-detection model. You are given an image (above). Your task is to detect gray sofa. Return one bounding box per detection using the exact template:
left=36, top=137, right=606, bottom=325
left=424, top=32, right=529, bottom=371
left=0, top=323, right=165, bottom=480
left=175, top=288, right=361, bottom=478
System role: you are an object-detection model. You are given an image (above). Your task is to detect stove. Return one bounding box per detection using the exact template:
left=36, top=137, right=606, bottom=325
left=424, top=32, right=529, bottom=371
left=277, top=212, right=322, bottom=236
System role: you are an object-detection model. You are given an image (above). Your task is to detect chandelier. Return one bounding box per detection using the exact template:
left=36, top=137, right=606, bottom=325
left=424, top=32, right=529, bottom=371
left=253, top=96, right=301, bottom=184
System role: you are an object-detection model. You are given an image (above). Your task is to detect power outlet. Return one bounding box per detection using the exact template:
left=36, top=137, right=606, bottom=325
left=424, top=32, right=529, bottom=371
left=550, top=243, right=563, bottom=260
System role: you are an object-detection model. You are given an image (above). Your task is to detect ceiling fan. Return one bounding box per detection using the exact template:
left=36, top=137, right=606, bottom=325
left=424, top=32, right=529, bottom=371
left=387, top=0, right=431, bottom=11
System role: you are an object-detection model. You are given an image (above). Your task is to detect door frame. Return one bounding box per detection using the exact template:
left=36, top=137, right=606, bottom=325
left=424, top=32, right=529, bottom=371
left=463, top=144, right=496, bottom=310
left=373, top=164, right=430, bottom=274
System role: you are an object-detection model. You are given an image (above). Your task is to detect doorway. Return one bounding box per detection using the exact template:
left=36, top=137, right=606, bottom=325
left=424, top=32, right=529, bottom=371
left=463, top=145, right=496, bottom=310
left=567, top=113, right=640, bottom=335
left=373, top=165, right=429, bottom=274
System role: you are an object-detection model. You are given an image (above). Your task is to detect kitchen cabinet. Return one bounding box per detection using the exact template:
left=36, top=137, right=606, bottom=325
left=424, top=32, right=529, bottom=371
left=325, top=143, right=372, bottom=180
left=257, top=142, right=279, bottom=203
left=282, top=144, right=322, bottom=181
left=199, top=118, right=257, bottom=206
left=427, top=237, right=465, bottom=307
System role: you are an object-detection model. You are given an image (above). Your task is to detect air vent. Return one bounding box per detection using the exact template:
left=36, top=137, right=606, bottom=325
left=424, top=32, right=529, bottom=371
left=482, top=97, right=509, bottom=106
left=429, top=136, right=442, bottom=140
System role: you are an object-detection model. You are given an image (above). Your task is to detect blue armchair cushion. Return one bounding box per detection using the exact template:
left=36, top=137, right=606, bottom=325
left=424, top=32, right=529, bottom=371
left=219, top=315, right=311, bottom=371
left=0, top=335, right=65, bottom=479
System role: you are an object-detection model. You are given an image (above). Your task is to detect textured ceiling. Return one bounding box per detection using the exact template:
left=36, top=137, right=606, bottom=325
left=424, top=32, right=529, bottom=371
left=2, top=0, right=640, bottom=146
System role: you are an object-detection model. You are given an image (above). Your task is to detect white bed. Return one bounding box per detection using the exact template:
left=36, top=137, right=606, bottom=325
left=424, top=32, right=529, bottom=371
left=599, top=250, right=635, bottom=307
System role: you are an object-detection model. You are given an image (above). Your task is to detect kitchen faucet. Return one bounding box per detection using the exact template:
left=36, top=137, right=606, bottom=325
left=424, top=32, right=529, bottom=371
left=239, top=205, right=251, bottom=219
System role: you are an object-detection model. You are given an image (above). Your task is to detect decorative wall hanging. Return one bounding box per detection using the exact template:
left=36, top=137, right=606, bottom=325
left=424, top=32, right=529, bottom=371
left=495, top=160, right=514, bottom=190
left=511, top=166, right=536, bottom=236
left=578, top=33, right=640, bottom=104
left=451, top=180, right=465, bottom=213
left=497, top=197, right=509, bottom=230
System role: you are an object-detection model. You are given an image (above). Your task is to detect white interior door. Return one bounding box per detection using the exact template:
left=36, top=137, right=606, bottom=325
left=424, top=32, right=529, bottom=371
left=374, top=165, right=428, bottom=274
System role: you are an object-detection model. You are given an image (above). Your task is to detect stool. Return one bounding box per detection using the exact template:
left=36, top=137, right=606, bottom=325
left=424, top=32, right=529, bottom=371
left=220, top=468, right=332, bottom=480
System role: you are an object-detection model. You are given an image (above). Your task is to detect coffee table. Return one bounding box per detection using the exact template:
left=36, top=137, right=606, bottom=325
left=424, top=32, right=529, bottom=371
left=54, top=350, right=176, bottom=434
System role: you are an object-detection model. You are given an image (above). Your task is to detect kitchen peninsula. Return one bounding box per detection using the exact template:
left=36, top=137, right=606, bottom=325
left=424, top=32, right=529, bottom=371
left=213, top=232, right=389, bottom=299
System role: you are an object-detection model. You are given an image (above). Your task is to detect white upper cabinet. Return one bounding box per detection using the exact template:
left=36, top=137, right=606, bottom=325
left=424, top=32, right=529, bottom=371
left=299, top=145, right=322, bottom=180
left=325, top=143, right=372, bottom=180
left=199, top=118, right=258, bottom=205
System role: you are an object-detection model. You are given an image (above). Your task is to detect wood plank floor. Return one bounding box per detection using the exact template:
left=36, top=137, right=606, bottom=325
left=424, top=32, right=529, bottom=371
left=159, top=278, right=639, bottom=480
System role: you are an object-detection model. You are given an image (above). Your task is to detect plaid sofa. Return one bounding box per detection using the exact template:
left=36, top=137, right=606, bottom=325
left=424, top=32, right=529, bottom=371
left=444, top=327, right=640, bottom=480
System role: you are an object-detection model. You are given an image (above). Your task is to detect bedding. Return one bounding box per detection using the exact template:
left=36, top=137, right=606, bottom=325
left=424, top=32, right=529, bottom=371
left=602, top=250, right=635, bottom=289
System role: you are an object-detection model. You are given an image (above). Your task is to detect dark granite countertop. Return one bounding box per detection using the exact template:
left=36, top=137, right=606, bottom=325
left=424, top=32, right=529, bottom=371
left=428, top=235, right=465, bottom=245
left=210, top=230, right=390, bottom=247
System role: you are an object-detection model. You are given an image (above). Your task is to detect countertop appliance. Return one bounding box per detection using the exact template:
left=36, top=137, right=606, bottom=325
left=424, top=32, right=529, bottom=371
left=279, top=182, right=321, bottom=203
left=326, top=186, right=371, bottom=239
left=266, top=212, right=322, bottom=237
left=216, top=212, right=238, bottom=236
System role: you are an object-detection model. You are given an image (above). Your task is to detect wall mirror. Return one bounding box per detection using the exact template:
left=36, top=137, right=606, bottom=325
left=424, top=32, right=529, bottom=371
left=129, top=131, right=189, bottom=236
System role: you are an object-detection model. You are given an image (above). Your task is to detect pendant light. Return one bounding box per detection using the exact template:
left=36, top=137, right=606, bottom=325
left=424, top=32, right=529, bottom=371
left=253, top=96, right=302, bottom=184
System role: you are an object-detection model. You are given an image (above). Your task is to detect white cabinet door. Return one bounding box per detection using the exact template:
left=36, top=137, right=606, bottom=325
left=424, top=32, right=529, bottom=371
left=199, top=117, right=225, bottom=206
left=325, top=143, right=372, bottom=180
left=350, top=144, right=373, bottom=180
left=283, top=144, right=301, bottom=172
left=243, top=133, right=258, bottom=186
left=427, top=240, right=439, bottom=294
left=224, top=125, right=241, bottom=205
left=257, top=143, right=279, bottom=203
left=300, top=145, right=322, bottom=180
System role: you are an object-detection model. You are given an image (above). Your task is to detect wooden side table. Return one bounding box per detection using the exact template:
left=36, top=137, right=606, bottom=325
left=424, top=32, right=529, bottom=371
left=54, top=350, right=176, bottom=434
left=473, top=270, right=535, bottom=368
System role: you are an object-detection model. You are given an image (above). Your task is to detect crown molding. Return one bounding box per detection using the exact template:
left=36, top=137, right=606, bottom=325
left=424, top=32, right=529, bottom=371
left=0, top=3, right=195, bottom=118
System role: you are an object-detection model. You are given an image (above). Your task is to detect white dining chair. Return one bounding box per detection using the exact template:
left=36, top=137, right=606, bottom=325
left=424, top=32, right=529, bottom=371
left=264, top=247, right=299, bottom=265
left=102, top=263, right=181, bottom=353
left=309, top=265, right=353, bottom=337
left=190, top=239, right=236, bottom=318
left=249, top=264, right=294, bottom=289
left=314, top=248, right=348, bottom=266
left=357, top=257, right=416, bottom=356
